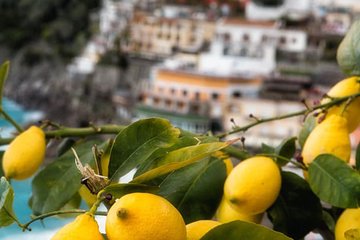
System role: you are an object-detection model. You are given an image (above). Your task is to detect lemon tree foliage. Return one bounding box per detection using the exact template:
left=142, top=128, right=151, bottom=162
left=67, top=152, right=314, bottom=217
left=31, top=140, right=105, bottom=215
left=267, top=171, right=323, bottom=239
left=200, top=221, right=292, bottom=240
left=0, top=177, right=16, bottom=227
left=298, top=115, right=316, bottom=148
left=0, top=61, right=9, bottom=106
left=356, top=142, right=360, bottom=171
left=108, top=118, right=180, bottom=180
left=337, top=19, right=360, bottom=76
left=308, top=154, right=360, bottom=208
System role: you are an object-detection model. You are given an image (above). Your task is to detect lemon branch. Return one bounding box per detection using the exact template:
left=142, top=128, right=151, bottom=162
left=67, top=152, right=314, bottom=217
left=0, top=108, right=24, bottom=133
left=217, top=92, right=360, bottom=138
left=258, top=153, right=307, bottom=170
left=20, top=209, right=108, bottom=231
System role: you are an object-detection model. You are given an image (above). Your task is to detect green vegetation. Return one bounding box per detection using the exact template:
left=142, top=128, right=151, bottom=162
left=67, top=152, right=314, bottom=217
left=0, top=0, right=100, bottom=61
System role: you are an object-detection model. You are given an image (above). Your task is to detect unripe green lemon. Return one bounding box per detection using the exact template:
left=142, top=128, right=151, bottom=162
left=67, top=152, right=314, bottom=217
left=215, top=198, right=263, bottom=224
left=320, top=76, right=360, bottom=132
left=186, top=220, right=221, bottom=240
left=335, top=208, right=360, bottom=240
left=51, top=213, right=103, bottom=240
left=223, top=156, right=281, bottom=215
left=3, top=126, right=46, bottom=180
left=106, top=193, right=186, bottom=240
left=302, top=115, right=350, bottom=167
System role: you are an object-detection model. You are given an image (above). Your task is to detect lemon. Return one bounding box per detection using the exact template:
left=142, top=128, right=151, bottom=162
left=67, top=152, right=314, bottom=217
left=335, top=208, right=360, bottom=240
left=215, top=198, right=263, bottom=224
left=79, top=185, right=97, bottom=208
left=223, top=156, right=281, bottom=215
left=321, top=76, right=360, bottom=132
left=3, top=126, right=46, bottom=180
left=302, top=115, right=350, bottom=167
left=51, top=213, right=103, bottom=240
left=105, top=192, right=186, bottom=240
left=186, top=220, right=221, bottom=240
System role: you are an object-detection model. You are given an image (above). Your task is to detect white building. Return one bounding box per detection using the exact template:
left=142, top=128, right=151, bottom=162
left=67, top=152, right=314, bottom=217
left=198, top=18, right=307, bottom=76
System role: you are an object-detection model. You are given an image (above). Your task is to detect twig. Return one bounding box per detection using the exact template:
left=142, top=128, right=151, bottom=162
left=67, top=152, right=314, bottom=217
left=0, top=108, right=23, bottom=133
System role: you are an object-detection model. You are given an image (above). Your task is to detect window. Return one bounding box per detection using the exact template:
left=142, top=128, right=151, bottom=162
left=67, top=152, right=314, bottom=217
left=243, top=34, right=250, bottom=42
left=212, top=92, right=219, bottom=100
left=232, top=91, right=242, bottom=98
left=182, top=90, right=188, bottom=96
left=279, top=36, right=287, bottom=45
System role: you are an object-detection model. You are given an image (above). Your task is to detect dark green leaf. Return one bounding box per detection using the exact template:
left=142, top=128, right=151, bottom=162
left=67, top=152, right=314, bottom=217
left=267, top=171, right=322, bottom=239
left=102, top=183, right=158, bottom=200
left=58, top=192, right=82, bottom=218
left=200, top=220, right=293, bottom=240
left=275, top=137, right=297, bottom=166
left=222, top=145, right=250, bottom=161
left=308, top=154, right=360, bottom=208
left=31, top=140, right=106, bottom=215
left=131, top=142, right=228, bottom=184
left=322, top=210, right=336, bottom=232
left=0, top=61, right=10, bottom=107
left=337, top=20, right=360, bottom=75
left=356, top=142, right=360, bottom=171
left=298, top=115, right=316, bottom=148
left=261, top=143, right=275, bottom=154
left=0, top=177, right=16, bottom=227
left=109, top=118, right=180, bottom=180
left=158, top=157, right=227, bottom=223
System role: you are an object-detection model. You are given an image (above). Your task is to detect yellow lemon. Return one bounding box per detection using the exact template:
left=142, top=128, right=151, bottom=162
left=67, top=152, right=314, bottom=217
left=302, top=115, right=350, bottom=167
left=186, top=220, right=221, bottom=240
left=3, top=126, right=46, bottom=180
left=321, top=76, right=360, bottom=132
left=79, top=185, right=97, bottom=208
left=215, top=198, right=263, bottom=224
left=105, top=192, right=186, bottom=240
left=51, top=213, right=103, bottom=240
left=335, top=208, right=360, bottom=240
left=223, top=156, right=281, bottom=215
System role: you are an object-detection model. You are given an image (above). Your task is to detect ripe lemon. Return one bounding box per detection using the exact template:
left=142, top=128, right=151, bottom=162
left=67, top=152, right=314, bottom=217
left=3, top=126, right=46, bottom=180
left=321, top=76, right=360, bottom=132
left=51, top=213, right=103, bottom=240
left=186, top=220, right=221, bottom=240
left=335, top=208, right=360, bottom=240
left=223, top=156, right=281, bottom=215
left=105, top=192, right=186, bottom=240
left=215, top=198, right=263, bottom=224
left=302, top=115, right=350, bottom=167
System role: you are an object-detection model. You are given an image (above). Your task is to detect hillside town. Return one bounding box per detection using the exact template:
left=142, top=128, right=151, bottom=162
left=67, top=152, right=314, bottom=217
left=55, top=0, right=360, bottom=148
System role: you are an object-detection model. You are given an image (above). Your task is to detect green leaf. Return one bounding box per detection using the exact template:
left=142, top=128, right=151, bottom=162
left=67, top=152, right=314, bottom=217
left=0, top=61, right=10, bottom=107
left=31, top=140, right=105, bottom=215
left=58, top=192, right=82, bottom=218
left=322, top=210, right=336, bottom=232
left=275, top=137, right=297, bottom=166
left=267, top=171, right=322, bottom=239
left=158, top=157, right=227, bottom=223
left=337, top=19, right=360, bottom=75
left=298, top=115, right=316, bottom=148
left=356, top=142, right=360, bottom=171
left=345, top=229, right=360, bottom=240
left=135, top=134, right=217, bottom=177
left=308, top=154, right=360, bottom=208
left=261, top=143, right=275, bottom=154
left=131, top=142, right=228, bottom=184
left=0, top=177, right=16, bottom=227
left=102, top=183, right=158, bottom=200
left=108, top=118, right=180, bottom=180
left=200, top=220, right=293, bottom=240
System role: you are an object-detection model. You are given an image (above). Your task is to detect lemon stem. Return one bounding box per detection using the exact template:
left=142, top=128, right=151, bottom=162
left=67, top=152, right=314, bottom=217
left=20, top=209, right=108, bottom=232
left=258, top=153, right=307, bottom=170
left=88, top=190, right=106, bottom=216
left=0, top=108, right=24, bottom=133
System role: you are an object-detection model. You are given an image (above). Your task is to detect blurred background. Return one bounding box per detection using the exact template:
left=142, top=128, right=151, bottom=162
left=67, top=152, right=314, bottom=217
left=1, top=1, right=360, bottom=239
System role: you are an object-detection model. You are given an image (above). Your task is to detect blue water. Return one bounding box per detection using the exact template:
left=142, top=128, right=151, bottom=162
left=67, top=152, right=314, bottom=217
left=1, top=179, right=73, bottom=240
